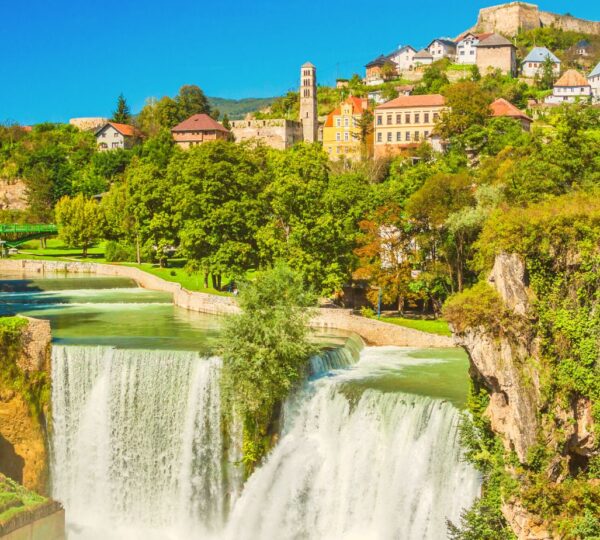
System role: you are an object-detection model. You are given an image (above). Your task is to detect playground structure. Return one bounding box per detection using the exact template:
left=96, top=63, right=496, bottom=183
left=0, top=224, right=58, bottom=254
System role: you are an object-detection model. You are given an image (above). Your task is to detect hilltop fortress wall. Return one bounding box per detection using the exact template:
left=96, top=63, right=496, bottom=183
left=471, top=2, right=600, bottom=37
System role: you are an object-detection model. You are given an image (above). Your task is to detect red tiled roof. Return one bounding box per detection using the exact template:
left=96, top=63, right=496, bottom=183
left=489, top=98, right=532, bottom=121
left=376, top=94, right=445, bottom=109
left=554, top=69, right=590, bottom=87
left=171, top=114, right=229, bottom=133
left=108, top=122, right=137, bottom=137
left=324, top=97, right=367, bottom=127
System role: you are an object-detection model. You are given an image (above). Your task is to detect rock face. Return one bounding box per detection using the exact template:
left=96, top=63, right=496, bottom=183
left=456, top=253, right=541, bottom=462
left=0, top=318, right=52, bottom=495
left=0, top=179, right=27, bottom=211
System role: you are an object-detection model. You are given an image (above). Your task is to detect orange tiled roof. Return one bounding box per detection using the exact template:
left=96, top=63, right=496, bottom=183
left=324, top=97, right=367, bottom=127
left=171, top=114, right=229, bottom=133
left=108, top=122, right=137, bottom=137
left=489, top=98, right=532, bottom=121
left=554, top=69, right=590, bottom=87
left=376, top=94, right=445, bottom=109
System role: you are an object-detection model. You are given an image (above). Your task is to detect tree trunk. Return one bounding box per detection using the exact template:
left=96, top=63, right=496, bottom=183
left=397, top=295, right=404, bottom=315
left=217, top=274, right=222, bottom=290
left=136, top=234, right=141, bottom=265
left=203, top=272, right=209, bottom=289
left=211, top=274, right=217, bottom=290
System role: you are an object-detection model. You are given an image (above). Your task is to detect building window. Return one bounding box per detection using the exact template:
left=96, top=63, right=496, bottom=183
left=414, top=131, right=420, bottom=141
left=396, top=131, right=401, bottom=141
left=405, top=113, right=410, bottom=124
left=396, top=114, right=401, bottom=124
left=424, top=113, right=429, bottom=123
left=387, top=114, right=392, bottom=125
left=470, top=50, right=475, bottom=55
left=424, top=130, right=429, bottom=138
left=405, top=132, right=410, bottom=141
left=101, top=133, right=106, bottom=138
left=112, top=142, right=120, bottom=148
left=387, top=132, right=392, bottom=142
left=114, top=132, right=118, bottom=137
left=336, top=133, right=341, bottom=141
left=377, top=115, right=382, bottom=125
left=336, top=118, right=341, bottom=127
left=414, top=113, right=420, bottom=123
left=433, top=112, right=439, bottom=121
left=344, top=132, right=349, bottom=141
left=344, top=118, right=349, bottom=127
left=377, top=132, right=382, bottom=142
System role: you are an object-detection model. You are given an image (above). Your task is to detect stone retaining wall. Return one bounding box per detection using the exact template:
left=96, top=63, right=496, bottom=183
left=0, top=501, right=64, bottom=540
left=0, top=259, right=454, bottom=348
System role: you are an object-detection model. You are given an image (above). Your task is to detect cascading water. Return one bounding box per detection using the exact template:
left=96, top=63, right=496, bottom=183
left=51, top=346, right=226, bottom=540
left=51, top=341, right=480, bottom=540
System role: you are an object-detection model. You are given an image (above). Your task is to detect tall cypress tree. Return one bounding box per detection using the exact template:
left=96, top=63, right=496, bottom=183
left=112, top=93, right=131, bottom=123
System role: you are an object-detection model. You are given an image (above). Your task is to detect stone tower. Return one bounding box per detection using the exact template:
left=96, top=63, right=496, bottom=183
left=300, top=62, right=318, bottom=143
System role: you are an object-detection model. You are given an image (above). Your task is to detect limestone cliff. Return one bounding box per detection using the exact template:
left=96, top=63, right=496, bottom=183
left=0, top=317, right=52, bottom=495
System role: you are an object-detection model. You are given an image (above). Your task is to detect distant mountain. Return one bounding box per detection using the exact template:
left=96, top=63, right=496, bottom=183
left=208, top=97, right=277, bottom=120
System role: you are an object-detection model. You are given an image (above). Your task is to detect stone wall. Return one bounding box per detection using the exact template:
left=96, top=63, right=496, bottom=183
left=0, top=259, right=453, bottom=347
left=471, top=2, right=600, bottom=37
left=0, top=180, right=27, bottom=211
left=229, top=119, right=303, bottom=150
left=0, top=501, right=64, bottom=540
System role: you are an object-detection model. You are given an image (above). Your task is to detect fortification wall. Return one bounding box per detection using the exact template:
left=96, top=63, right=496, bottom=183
left=0, top=260, right=454, bottom=348
left=472, top=2, right=600, bottom=37
left=230, top=119, right=303, bottom=150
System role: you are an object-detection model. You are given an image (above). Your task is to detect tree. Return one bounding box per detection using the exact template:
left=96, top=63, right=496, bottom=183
left=536, top=56, right=556, bottom=90
left=176, top=84, right=211, bottom=120
left=413, top=64, right=449, bottom=94
left=221, top=113, right=231, bottom=130
left=220, top=264, right=316, bottom=474
left=111, top=93, right=131, bottom=123
left=54, top=194, right=103, bottom=257
left=438, top=82, right=493, bottom=138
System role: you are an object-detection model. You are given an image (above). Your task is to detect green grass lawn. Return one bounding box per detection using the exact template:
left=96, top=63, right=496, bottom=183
left=379, top=316, right=452, bottom=337
left=0, top=474, right=46, bottom=524
left=445, top=63, right=472, bottom=72
left=10, top=239, right=239, bottom=295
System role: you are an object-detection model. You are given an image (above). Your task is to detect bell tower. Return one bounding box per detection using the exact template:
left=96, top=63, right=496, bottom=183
left=300, top=62, right=318, bottom=143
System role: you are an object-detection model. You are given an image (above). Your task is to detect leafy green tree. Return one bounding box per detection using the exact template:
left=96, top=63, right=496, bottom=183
left=220, top=264, right=316, bottom=474
left=221, top=113, right=231, bottom=130
left=55, top=194, right=104, bottom=257
left=537, top=56, right=557, bottom=90
left=176, top=84, right=211, bottom=119
left=413, top=64, right=449, bottom=94
left=111, top=93, right=131, bottom=123
left=438, top=82, right=493, bottom=138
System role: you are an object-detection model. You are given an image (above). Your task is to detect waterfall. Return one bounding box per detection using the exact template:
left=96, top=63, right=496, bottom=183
left=51, top=343, right=479, bottom=540
left=224, top=381, right=480, bottom=540
left=51, top=346, right=226, bottom=539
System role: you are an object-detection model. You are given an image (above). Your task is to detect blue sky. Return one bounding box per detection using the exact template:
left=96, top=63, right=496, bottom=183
left=2, top=0, right=599, bottom=124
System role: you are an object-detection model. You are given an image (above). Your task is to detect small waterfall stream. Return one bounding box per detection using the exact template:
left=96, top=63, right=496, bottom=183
left=51, top=343, right=480, bottom=540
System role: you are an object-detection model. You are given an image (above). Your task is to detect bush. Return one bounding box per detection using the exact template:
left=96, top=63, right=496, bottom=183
left=105, top=241, right=136, bottom=262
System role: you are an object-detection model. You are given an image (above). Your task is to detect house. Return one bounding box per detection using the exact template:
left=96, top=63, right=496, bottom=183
left=589, top=61, right=600, bottom=100
left=426, top=39, right=456, bottom=61
left=545, top=69, right=591, bottom=104
left=413, top=49, right=433, bottom=67
left=522, top=47, right=561, bottom=78
left=387, top=45, right=417, bottom=71
left=456, top=33, right=492, bottom=65
left=171, top=114, right=230, bottom=149
left=95, top=122, right=139, bottom=151
left=323, top=96, right=372, bottom=160
left=573, top=39, right=592, bottom=57
left=476, top=33, right=517, bottom=76
left=489, top=98, right=533, bottom=131
left=365, top=55, right=396, bottom=85
left=373, top=94, right=447, bottom=158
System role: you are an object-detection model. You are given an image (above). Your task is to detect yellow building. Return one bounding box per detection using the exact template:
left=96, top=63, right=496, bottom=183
left=323, top=96, right=373, bottom=160
left=374, top=94, right=447, bottom=158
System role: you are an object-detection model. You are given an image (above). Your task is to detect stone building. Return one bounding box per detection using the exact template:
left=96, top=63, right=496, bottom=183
left=95, top=122, right=140, bottom=151
left=322, top=96, right=372, bottom=161
left=456, top=33, right=492, bottom=65
left=171, top=114, right=230, bottom=149
left=373, top=94, right=447, bottom=158
left=476, top=33, right=517, bottom=76
left=300, top=62, right=318, bottom=142
left=229, top=119, right=303, bottom=150
left=545, top=70, right=591, bottom=104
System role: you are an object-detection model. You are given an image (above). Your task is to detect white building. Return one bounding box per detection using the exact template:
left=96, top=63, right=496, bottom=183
left=522, top=47, right=561, bottom=78
left=589, top=61, right=600, bottom=100
left=388, top=45, right=417, bottom=71
left=545, top=70, right=591, bottom=104
left=426, top=39, right=456, bottom=61
left=413, top=49, right=433, bottom=66
left=95, top=122, right=139, bottom=151
left=456, top=33, right=491, bottom=65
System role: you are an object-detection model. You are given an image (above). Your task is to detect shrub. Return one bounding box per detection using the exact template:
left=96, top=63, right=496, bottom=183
left=105, top=241, right=136, bottom=262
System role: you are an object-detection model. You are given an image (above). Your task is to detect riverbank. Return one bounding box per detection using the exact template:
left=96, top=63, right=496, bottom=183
left=0, top=259, right=454, bottom=348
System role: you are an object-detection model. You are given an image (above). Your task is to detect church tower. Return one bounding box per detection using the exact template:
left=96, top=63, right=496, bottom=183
left=300, top=62, right=318, bottom=142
